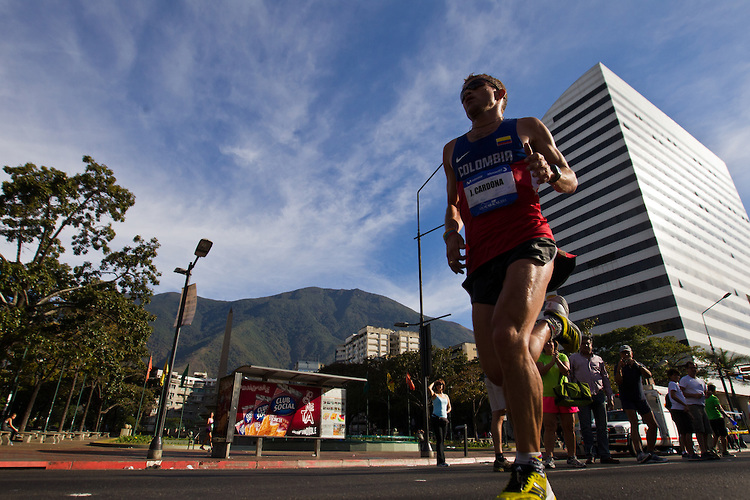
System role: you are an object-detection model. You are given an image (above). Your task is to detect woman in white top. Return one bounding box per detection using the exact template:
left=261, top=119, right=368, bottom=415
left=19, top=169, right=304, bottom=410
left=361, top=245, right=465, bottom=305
left=429, top=379, right=452, bottom=467
left=667, top=368, right=696, bottom=458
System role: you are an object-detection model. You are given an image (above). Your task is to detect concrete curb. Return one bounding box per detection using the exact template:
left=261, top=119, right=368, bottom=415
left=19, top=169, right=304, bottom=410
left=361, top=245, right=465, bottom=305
left=0, top=456, right=493, bottom=471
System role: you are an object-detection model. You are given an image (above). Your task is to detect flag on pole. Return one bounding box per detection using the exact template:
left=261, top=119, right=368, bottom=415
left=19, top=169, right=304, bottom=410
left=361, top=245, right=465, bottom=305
left=405, top=372, right=415, bottom=391
left=180, top=365, right=190, bottom=387
left=146, top=355, right=153, bottom=379
left=159, top=361, right=169, bottom=386
left=387, top=373, right=395, bottom=392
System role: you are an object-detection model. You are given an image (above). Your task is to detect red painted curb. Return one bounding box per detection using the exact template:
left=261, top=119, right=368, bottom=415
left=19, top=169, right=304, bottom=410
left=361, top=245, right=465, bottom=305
left=255, top=460, right=290, bottom=469
left=0, top=460, right=48, bottom=469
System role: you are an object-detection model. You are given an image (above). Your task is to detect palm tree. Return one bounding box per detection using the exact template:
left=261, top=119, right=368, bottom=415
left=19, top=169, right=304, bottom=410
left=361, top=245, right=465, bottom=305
left=704, top=349, right=750, bottom=415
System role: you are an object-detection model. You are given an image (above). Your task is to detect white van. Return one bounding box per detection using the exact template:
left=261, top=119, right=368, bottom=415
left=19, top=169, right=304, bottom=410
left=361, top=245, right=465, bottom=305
left=624, top=384, right=679, bottom=453
left=579, top=384, right=687, bottom=456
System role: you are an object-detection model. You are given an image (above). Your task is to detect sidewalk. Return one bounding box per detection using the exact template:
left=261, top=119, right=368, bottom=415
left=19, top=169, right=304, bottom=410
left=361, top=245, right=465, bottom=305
left=0, top=439, right=495, bottom=471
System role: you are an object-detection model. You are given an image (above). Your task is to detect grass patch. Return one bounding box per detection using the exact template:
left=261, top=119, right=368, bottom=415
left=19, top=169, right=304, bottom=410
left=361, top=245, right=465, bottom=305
left=115, top=434, right=188, bottom=445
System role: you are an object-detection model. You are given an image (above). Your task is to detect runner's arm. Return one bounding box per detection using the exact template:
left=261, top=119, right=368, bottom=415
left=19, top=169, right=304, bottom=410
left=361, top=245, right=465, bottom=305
left=518, top=116, right=577, bottom=194
left=443, top=140, right=466, bottom=275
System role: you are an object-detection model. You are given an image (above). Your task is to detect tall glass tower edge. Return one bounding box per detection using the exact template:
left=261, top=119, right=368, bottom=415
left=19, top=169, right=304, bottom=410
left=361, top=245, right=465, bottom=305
left=540, top=63, right=750, bottom=363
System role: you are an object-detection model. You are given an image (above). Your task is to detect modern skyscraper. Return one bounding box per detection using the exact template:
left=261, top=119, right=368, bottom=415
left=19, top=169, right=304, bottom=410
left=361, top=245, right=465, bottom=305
left=540, top=63, right=750, bottom=361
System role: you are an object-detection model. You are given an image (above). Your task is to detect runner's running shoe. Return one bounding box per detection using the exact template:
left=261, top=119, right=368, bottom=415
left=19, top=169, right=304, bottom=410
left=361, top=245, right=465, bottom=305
left=494, top=456, right=513, bottom=472
left=566, top=456, right=586, bottom=468
left=543, top=295, right=569, bottom=317
left=498, top=463, right=555, bottom=499
left=543, top=295, right=581, bottom=353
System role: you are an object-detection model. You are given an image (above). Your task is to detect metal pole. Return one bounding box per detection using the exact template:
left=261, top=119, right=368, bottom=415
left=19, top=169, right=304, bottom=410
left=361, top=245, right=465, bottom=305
left=147, top=256, right=196, bottom=460
left=134, top=373, right=149, bottom=434
left=463, top=423, right=468, bottom=457
left=44, top=362, right=65, bottom=432
left=415, top=163, right=443, bottom=458
left=701, top=293, right=736, bottom=413
left=407, top=395, right=411, bottom=436
left=387, top=389, right=391, bottom=435
left=69, top=374, right=86, bottom=432
left=178, top=393, right=186, bottom=439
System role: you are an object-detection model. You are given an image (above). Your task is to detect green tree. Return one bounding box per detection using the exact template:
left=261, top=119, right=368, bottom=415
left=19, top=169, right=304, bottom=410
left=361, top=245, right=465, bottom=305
left=590, top=325, right=704, bottom=387
left=704, top=349, right=750, bottom=379
left=322, top=347, right=492, bottom=438
left=447, top=357, right=487, bottom=439
left=0, top=156, right=160, bottom=431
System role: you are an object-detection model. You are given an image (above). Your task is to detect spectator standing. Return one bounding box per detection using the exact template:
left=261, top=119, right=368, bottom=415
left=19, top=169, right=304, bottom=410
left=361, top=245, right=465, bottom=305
left=537, top=339, right=585, bottom=469
left=705, top=384, right=734, bottom=457
left=666, top=368, right=697, bottom=459
left=614, top=345, right=667, bottom=463
left=429, top=379, right=452, bottom=467
left=569, top=335, right=619, bottom=464
left=201, top=412, right=214, bottom=451
left=680, top=361, right=719, bottom=460
left=485, top=376, right=513, bottom=471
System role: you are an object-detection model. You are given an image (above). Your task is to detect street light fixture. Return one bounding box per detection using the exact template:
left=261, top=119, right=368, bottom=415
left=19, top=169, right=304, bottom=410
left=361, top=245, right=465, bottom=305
left=147, top=239, right=213, bottom=460
left=701, top=292, right=736, bottom=413
left=394, top=313, right=451, bottom=329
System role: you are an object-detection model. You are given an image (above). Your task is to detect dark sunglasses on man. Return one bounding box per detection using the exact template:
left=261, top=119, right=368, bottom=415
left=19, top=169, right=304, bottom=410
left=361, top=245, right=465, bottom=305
left=460, top=78, right=499, bottom=102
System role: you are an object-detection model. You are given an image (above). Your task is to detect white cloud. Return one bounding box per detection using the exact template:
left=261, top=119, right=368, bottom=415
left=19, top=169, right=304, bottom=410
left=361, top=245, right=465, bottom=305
left=3, top=1, right=750, bottom=333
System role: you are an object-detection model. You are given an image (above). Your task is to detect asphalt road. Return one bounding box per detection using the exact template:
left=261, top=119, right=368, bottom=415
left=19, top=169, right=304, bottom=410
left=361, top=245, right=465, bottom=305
left=1, top=454, right=748, bottom=499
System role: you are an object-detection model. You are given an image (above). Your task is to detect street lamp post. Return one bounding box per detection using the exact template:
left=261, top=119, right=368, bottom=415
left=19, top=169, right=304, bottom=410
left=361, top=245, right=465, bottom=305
left=396, top=162, right=446, bottom=458
left=147, top=239, right=212, bottom=460
left=701, top=292, right=736, bottom=413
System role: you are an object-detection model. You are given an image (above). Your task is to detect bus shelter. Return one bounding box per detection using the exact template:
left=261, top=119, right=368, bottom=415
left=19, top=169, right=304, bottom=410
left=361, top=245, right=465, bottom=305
left=212, top=365, right=366, bottom=458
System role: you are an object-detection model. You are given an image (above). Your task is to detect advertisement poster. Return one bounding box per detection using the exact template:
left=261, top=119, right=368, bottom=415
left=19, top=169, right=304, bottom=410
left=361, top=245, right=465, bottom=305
left=234, top=380, right=323, bottom=438
left=320, top=388, right=346, bottom=439
left=214, top=375, right=236, bottom=439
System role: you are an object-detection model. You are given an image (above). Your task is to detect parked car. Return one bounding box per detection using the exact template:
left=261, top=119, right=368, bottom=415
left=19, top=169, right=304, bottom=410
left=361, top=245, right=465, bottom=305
left=606, top=409, right=634, bottom=453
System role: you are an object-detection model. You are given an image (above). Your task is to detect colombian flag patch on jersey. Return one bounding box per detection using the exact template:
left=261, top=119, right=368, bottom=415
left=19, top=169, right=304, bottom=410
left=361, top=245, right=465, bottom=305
left=496, top=135, right=512, bottom=146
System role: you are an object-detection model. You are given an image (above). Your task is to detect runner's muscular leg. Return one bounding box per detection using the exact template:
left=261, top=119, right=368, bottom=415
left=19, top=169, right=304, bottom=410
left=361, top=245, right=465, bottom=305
left=491, top=257, right=553, bottom=454
left=473, top=272, right=553, bottom=387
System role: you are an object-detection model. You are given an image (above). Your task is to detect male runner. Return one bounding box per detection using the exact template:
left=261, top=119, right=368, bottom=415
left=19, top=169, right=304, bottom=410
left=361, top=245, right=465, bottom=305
left=443, top=74, right=579, bottom=499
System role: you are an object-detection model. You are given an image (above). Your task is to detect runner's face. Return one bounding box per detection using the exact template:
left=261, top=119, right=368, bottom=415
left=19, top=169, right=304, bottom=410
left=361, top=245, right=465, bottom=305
left=461, top=78, right=503, bottom=118
left=460, top=78, right=497, bottom=103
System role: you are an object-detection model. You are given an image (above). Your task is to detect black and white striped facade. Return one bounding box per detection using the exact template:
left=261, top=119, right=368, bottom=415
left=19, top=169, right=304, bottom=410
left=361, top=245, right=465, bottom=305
left=540, top=63, right=750, bottom=361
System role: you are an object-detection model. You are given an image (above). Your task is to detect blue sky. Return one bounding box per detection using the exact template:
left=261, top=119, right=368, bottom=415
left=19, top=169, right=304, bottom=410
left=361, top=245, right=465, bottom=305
left=2, top=1, right=749, bottom=331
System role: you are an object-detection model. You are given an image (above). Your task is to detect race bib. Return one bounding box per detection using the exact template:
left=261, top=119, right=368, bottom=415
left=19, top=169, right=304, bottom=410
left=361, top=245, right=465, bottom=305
left=463, top=164, right=517, bottom=216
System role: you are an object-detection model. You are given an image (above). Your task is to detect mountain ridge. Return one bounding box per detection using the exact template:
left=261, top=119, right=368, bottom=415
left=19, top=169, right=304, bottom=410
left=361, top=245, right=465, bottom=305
left=145, top=286, right=474, bottom=377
